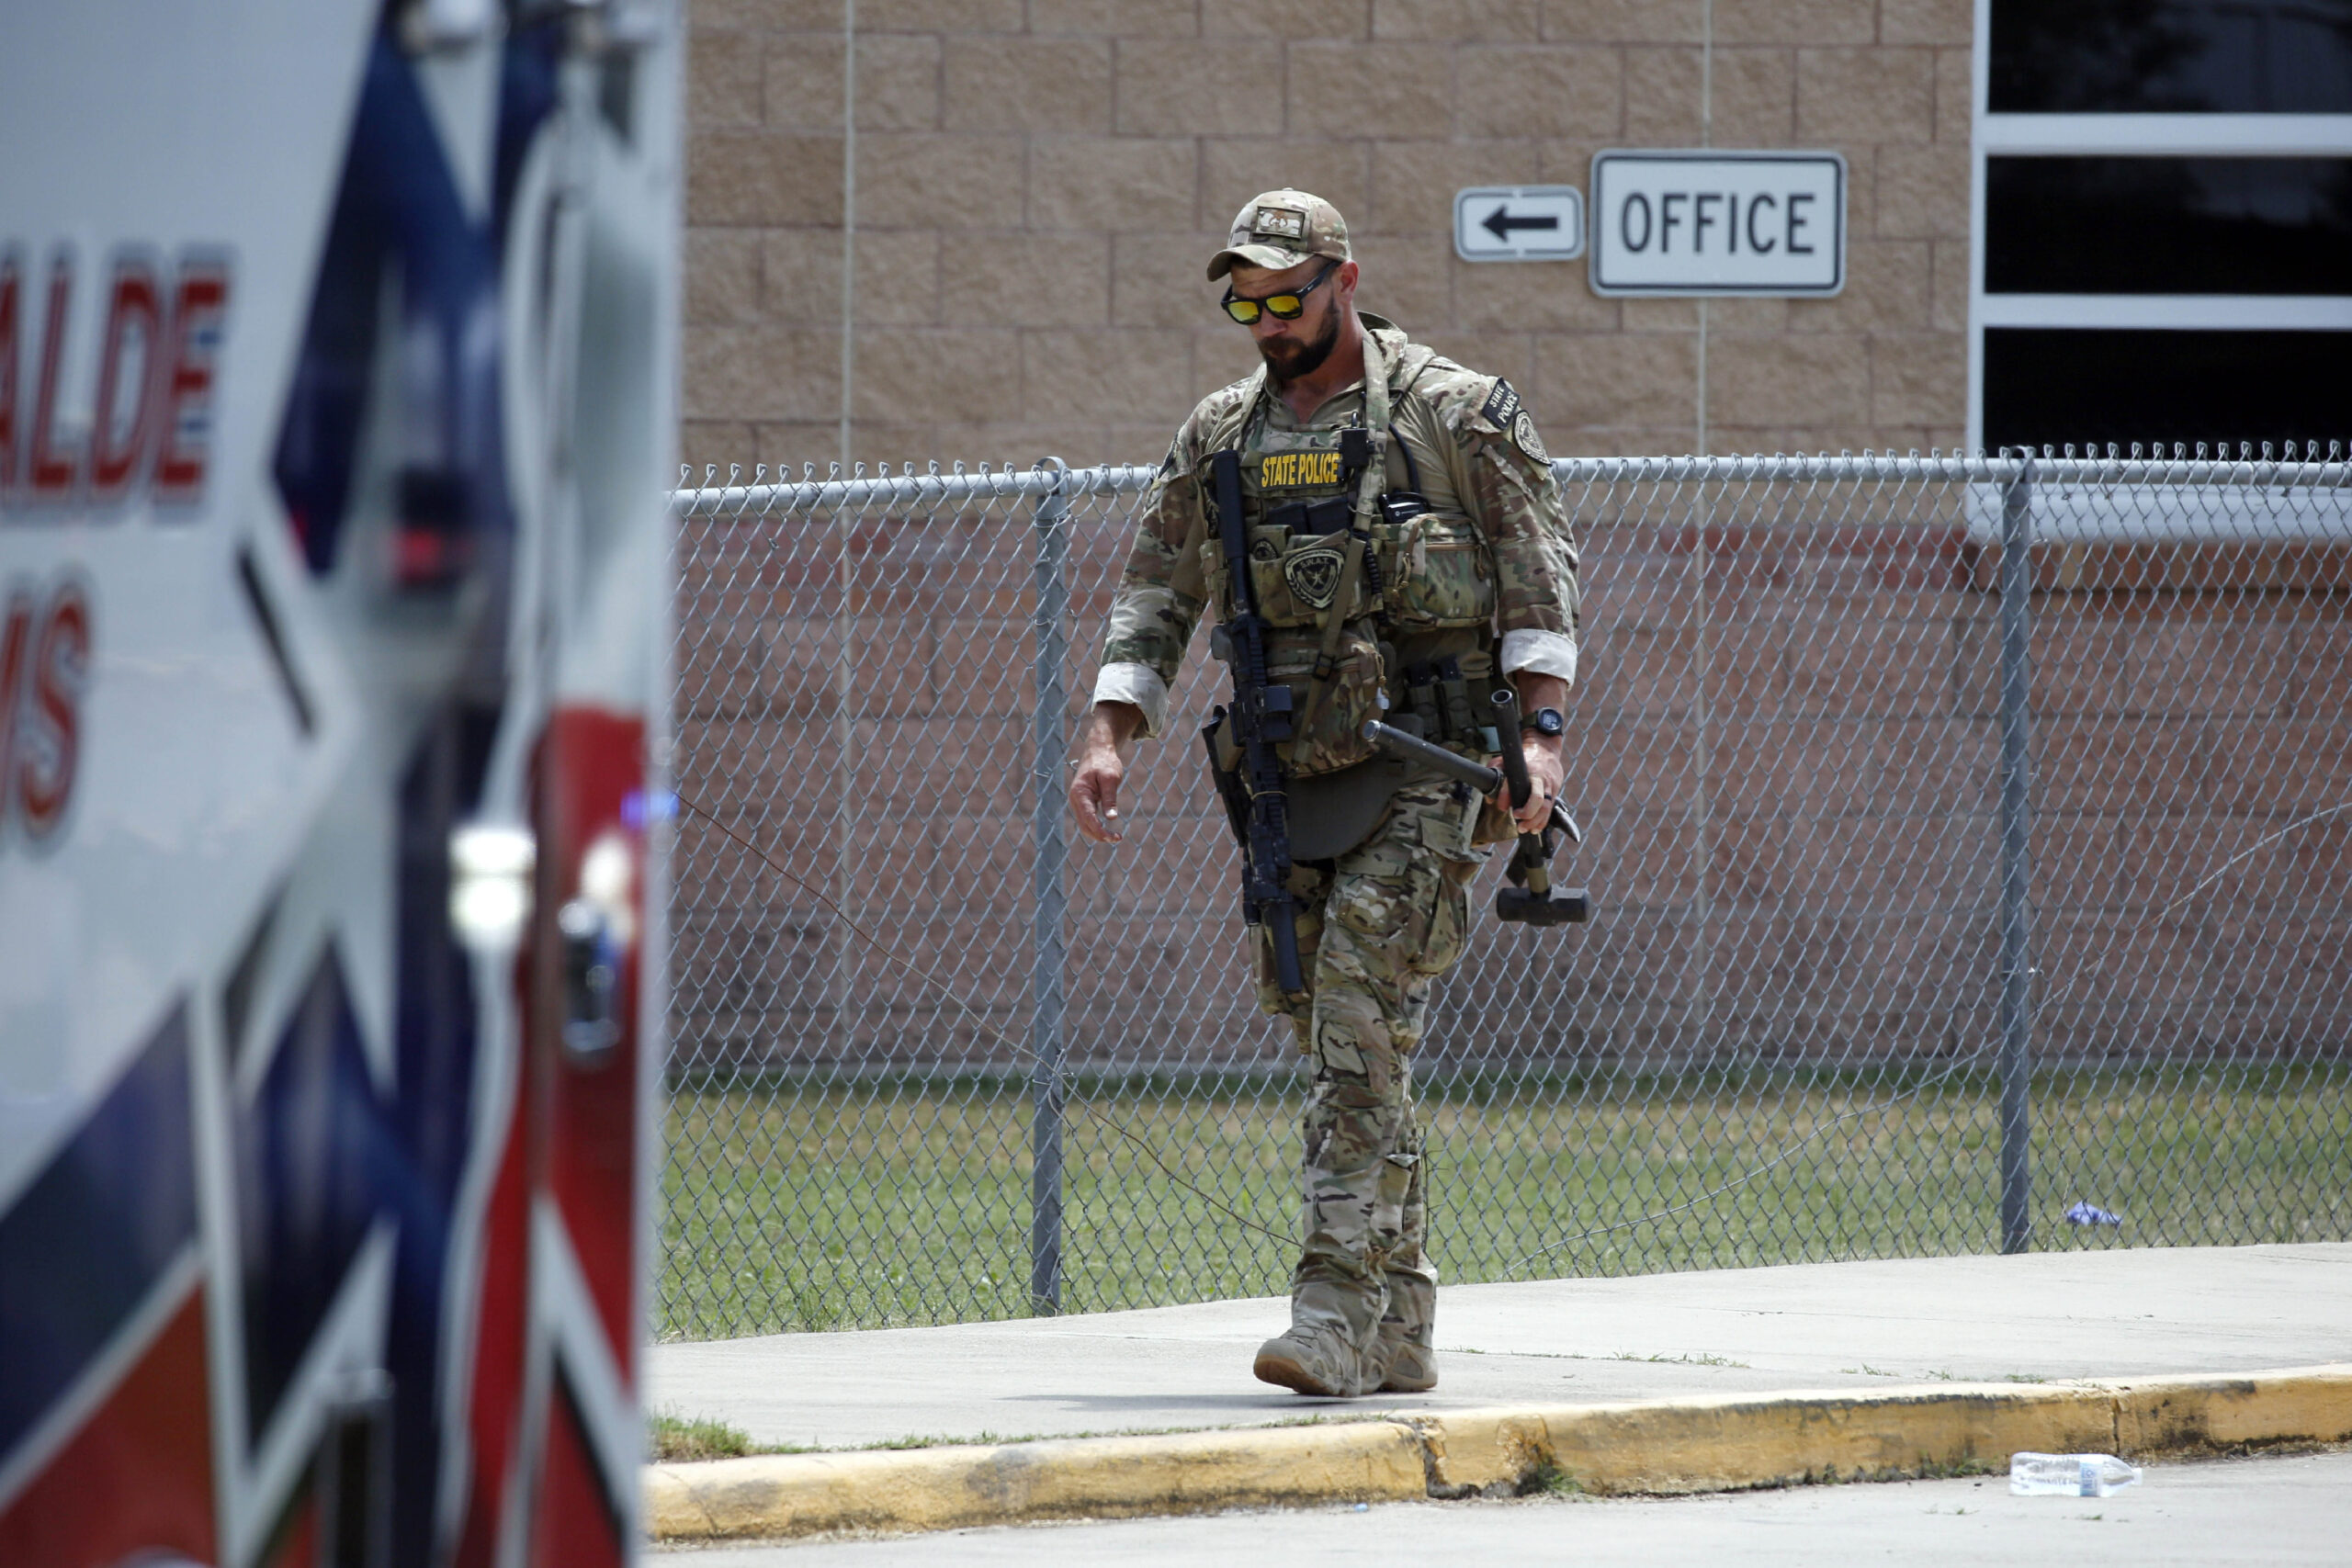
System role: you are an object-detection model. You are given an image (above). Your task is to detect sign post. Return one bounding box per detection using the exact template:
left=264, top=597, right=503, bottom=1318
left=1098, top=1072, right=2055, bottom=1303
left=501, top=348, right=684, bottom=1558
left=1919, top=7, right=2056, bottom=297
left=1587, top=151, right=1847, bottom=297
left=1453, top=185, right=1586, bottom=263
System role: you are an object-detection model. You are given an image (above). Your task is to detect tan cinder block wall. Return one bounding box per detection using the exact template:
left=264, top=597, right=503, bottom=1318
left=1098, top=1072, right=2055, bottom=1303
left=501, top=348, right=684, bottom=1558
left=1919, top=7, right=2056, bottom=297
left=681, top=0, right=1973, bottom=475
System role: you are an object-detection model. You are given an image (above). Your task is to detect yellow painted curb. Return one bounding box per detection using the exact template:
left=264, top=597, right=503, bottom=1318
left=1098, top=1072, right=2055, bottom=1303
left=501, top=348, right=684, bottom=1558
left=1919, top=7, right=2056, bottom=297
left=644, top=1421, right=1424, bottom=1541
left=643, top=1363, right=2352, bottom=1540
left=1419, top=1383, right=2116, bottom=1495
left=1419, top=1363, right=2352, bottom=1496
left=2112, top=1365, right=2352, bottom=1455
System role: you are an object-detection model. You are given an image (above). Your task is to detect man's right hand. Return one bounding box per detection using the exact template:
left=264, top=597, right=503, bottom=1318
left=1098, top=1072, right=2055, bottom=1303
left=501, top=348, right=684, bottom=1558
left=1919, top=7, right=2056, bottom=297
left=1069, top=701, right=1142, bottom=845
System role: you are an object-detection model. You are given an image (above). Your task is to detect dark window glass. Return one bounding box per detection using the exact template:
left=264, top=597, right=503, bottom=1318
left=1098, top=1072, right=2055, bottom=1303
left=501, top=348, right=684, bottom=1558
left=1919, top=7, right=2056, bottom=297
left=1991, top=0, right=2352, bottom=112
left=1983, top=328, right=2352, bottom=450
left=1986, top=156, right=2352, bottom=292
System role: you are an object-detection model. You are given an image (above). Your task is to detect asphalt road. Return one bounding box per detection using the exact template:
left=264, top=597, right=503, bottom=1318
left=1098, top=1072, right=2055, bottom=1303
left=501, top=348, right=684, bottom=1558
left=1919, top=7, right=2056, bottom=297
left=652, top=1448, right=2352, bottom=1566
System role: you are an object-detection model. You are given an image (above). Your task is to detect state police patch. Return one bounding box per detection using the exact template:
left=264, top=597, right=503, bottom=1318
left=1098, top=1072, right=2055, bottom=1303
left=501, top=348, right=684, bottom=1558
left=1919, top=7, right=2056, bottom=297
left=1480, top=378, right=1521, bottom=431
left=1511, top=410, right=1549, bottom=463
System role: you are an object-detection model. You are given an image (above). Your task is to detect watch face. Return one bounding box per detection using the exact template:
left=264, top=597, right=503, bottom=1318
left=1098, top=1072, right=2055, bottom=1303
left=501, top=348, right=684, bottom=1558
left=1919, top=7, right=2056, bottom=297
left=1532, top=707, right=1565, bottom=737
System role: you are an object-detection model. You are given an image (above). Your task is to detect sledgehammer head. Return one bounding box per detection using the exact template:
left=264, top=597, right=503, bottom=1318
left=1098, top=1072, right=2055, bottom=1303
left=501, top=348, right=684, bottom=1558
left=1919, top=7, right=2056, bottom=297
left=1496, top=886, right=1591, bottom=925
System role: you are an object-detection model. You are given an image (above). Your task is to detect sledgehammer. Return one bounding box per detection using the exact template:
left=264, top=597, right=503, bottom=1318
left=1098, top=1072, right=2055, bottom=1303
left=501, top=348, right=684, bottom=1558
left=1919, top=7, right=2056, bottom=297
left=1362, top=693, right=1591, bottom=927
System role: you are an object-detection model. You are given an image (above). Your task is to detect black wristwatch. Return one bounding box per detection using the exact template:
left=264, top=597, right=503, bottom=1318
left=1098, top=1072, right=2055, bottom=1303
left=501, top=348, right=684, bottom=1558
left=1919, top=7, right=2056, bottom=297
left=1521, top=706, right=1565, bottom=738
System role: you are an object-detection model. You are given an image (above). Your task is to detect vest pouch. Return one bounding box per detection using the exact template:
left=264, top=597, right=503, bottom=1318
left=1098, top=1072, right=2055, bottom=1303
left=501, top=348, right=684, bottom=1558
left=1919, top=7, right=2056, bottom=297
left=1268, top=628, right=1384, bottom=778
left=1205, top=526, right=1307, bottom=631
left=1377, top=513, right=1496, bottom=629
left=1254, top=529, right=1370, bottom=628
left=1268, top=495, right=1354, bottom=537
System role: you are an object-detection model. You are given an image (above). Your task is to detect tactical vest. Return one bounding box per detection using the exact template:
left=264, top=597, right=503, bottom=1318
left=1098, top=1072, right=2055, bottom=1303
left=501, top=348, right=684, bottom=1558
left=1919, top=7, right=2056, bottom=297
left=1194, top=333, right=1506, bottom=789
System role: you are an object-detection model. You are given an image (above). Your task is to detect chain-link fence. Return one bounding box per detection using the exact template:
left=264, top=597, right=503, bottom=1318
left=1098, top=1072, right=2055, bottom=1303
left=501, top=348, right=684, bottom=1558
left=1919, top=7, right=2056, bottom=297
left=662, top=449, right=2352, bottom=1342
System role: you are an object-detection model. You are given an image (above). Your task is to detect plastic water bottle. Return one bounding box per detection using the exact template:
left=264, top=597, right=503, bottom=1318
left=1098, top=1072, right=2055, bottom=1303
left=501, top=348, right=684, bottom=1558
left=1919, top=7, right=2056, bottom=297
left=2009, top=1452, right=2142, bottom=1497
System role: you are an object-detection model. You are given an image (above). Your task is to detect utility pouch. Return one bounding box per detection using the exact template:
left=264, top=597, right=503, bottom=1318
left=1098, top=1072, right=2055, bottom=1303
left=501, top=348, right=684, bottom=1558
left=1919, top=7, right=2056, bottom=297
left=1205, top=528, right=1314, bottom=631
left=1393, top=647, right=1501, bottom=751
left=1375, top=512, right=1497, bottom=629
left=1267, top=495, right=1354, bottom=536
left=1221, top=526, right=1374, bottom=627
left=1436, top=656, right=1476, bottom=743
left=1267, top=629, right=1385, bottom=778
left=1370, top=1150, right=1419, bottom=1258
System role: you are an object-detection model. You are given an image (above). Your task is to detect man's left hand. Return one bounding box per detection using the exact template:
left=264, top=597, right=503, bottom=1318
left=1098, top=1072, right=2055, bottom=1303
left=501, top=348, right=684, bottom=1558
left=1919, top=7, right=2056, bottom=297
left=1500, top=741, right=1565, bottom=836
left=1497, top=671, right=1571, bottom=835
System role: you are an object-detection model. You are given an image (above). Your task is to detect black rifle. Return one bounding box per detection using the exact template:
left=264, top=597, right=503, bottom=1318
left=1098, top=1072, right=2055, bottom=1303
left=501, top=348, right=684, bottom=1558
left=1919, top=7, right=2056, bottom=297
left=1362, top=692, right=1591, bottom=927
left=1203, top=448, right=1307, bottom=996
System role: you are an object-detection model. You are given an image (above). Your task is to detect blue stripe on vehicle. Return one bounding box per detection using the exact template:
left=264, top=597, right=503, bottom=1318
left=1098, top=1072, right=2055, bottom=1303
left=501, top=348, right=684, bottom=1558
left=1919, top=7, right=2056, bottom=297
left=0, top=1002, right=198, bottom=1464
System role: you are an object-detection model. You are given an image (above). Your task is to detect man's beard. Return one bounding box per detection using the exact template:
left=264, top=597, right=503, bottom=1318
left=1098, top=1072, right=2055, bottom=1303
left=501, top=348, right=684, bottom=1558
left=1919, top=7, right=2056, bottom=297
left=1258, top=310, right=1341, bottom=386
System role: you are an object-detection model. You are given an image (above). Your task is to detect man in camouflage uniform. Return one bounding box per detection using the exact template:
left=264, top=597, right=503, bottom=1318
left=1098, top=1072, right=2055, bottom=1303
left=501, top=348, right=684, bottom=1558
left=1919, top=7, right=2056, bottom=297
left=1069, top=191, right=1581, bottom=1398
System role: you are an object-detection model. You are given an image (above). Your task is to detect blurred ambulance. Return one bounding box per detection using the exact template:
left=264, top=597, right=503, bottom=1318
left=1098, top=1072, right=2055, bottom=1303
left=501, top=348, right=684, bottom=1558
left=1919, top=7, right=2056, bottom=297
left=0, top=3, right=677, bottom=1564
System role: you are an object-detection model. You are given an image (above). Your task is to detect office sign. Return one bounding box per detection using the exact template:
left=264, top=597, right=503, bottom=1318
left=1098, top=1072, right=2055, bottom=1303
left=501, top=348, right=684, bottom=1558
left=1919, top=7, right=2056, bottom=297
left=1453, top=185, right=1586, bottom=262
left=1588, top=151, right=1846, bottom=296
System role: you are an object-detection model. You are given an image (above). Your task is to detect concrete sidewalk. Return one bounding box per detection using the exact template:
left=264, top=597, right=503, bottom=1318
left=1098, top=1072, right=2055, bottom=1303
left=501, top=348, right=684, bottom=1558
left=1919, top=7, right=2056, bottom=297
left=650, top=1243, right=2352, bottom=1452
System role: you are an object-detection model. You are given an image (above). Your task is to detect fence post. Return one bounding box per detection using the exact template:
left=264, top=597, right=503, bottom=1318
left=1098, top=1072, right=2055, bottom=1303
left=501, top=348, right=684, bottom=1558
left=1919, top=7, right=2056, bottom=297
left=1030, top=459, right=1071, bottom=1314
left=1996, top=455, right=2036, bottom=1255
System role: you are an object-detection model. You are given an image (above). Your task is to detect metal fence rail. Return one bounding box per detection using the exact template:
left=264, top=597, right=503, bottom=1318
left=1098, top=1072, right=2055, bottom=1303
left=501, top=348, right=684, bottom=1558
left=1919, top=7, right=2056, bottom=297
left=662, top=450, right=2352, bottom=1341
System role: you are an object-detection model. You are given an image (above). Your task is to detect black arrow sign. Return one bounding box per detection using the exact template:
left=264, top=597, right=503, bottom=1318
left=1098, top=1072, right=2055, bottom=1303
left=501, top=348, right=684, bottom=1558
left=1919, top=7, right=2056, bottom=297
left=1482, top=205, right=1562, bottom=242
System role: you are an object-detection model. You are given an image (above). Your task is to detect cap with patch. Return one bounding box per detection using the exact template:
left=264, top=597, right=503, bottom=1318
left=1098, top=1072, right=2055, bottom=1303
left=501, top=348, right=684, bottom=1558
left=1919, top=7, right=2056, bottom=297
left=1206, top=189, right=1351, bottom=281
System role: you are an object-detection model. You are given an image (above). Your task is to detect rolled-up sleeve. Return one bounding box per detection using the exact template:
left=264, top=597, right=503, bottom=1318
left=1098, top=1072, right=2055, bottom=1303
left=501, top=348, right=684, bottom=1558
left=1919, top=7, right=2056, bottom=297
left=1500, top=626, right=1578, bottom=682
left=1091, top=660, right=1171, bottom=737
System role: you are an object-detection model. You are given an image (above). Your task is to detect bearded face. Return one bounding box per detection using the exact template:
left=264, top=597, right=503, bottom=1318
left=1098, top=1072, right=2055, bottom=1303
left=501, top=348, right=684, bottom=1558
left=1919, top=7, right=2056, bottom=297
left=1256, top=303, right=1343, bottom=386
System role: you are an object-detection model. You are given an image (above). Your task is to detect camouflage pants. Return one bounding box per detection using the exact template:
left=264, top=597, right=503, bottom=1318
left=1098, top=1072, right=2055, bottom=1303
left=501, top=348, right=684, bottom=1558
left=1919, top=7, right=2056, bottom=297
left=1253, top=779, right=1488, bottom=1388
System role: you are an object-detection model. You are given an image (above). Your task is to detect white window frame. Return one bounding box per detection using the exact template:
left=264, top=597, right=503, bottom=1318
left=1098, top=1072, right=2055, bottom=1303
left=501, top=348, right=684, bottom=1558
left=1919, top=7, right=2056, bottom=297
left=1965, top=4, right=2352, bottom=454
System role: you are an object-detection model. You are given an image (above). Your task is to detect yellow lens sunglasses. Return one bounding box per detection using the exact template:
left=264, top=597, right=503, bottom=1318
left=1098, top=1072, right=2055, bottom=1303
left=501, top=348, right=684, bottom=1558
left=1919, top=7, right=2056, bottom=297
left=1220, top=261, right=1338, bottom=325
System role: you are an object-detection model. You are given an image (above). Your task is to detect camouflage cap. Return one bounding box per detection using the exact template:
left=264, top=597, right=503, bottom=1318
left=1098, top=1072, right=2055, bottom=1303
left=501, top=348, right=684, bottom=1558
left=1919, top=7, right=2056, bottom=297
left=1206, top=189, right=1351, bottom=281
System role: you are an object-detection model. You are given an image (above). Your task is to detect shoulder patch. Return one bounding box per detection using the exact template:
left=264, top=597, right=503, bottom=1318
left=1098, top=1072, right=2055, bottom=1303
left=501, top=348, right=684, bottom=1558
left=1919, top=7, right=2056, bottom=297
left=1510, top=410, right=1549, bottom=464
left=1481, top=378, right=1522, bottom=431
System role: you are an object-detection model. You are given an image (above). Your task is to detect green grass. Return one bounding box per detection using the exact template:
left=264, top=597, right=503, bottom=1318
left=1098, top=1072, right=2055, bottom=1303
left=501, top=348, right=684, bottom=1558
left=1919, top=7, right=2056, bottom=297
left=657, top=1065, right=2351, bottom=1340
left=1522, top=1461, right=1584, bottom=1496
left=648, top=1410, right=782, bottom=1462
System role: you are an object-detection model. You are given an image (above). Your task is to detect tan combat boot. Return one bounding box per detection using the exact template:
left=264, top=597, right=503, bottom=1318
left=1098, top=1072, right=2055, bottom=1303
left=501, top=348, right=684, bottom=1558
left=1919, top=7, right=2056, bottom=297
left=1370, top=1268, right=1438, bottom=1392
left=1372, top=1332, right=1437, bottom=1393
left=1252, top=1323, right=1364, bottom=1397
left=1253, top=1279, right=1379, bottom=1395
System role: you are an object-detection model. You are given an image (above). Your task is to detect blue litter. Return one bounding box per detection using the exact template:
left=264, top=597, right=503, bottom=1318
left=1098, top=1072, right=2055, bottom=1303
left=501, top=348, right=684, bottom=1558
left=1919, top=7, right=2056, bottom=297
left=2064, top=1201, right=2122, bottom=1226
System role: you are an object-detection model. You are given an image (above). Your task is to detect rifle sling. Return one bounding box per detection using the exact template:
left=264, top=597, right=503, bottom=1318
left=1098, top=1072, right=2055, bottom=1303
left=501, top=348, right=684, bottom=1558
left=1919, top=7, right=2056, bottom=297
left=1295, top=331, right=1396, bottom=739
